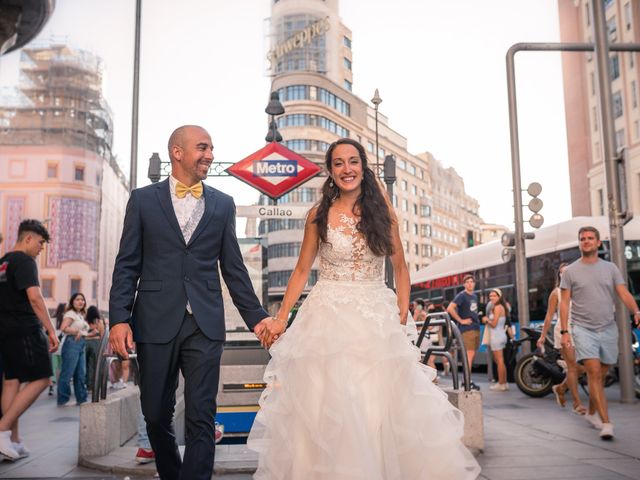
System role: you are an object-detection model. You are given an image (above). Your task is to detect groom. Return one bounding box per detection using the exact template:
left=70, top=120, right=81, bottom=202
left=109, top=125, right=279, bottom=480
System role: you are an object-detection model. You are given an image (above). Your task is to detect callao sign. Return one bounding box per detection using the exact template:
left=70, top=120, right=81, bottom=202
left=227, top=142, right=322, bottom=200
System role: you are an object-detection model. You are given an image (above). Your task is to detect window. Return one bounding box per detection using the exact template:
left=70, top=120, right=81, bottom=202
left=268, top=242, right=302, bottom=258
left=404, top=241, right=409, bottom=253
left=343, top=79, right=352, bottom=91
left=367, top=141, right=374, bottom=153
left=610, top=54, right=620, bottom=80
left=269, top=270, right=318, bottom=287
left=278, top=114, right=350, bottom=137
left=41, top=279, right=54, bottom=298
left=607, top=15, right=617, bottom=40
left=47, top=163, right=57, bottom=179
left=421, top=224, right=432, bottom=237
left=401, top=180, right=408, bottom=191
left=343, top=57, right=352, bottom=70
left=74, top=166, right=84, bottom=182
left=593, top=106, right=599, bottom=131
left=414, top=244, right=419, bottom=255
left=413, top=223, right=418, bottom=235
left=613, top=91, right=623, bottom=118
left=96, top=173, right=101, bottom=186
left=635, top=120, right=640, bottom=139
left=625, top=2, right=632, bottom=30
left=585, top=2, right=591, bottom=27
left=402, top=199, right=408, bottom=212
left=598, top=188, right=604, bottom=216
left=630, top=52, right=635, bottom=68
left=398, top=159, right=406, bottom=170
left=343, top=36, right=352, bottom=48
left=590, top=72, right=595, bottom=96
left=392, top=194, right=398, bottom=208
left=70, top=278, right=81, bottom=295
left=403, top=220, right=409, bottom=232
left=421, top=205, right=431, bottom=217
left=616, top=128, right=625, bottom=148
left=632, top=81, right=637, bottom=109
left=413, top=203, right=418, bottom=215
left=409, top=164, right=416, bottom=176
left=411, top=185, right=417, bottom=195
left=277, top=85, right=350, bottom=116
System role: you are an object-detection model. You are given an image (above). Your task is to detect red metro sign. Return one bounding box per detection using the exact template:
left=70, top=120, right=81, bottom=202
left=227, top=142, right=322, bottom=200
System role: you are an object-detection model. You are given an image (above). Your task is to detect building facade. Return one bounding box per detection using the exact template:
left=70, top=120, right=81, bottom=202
left=259, top=0, right=482, bottom=303
left=0, top=44, right=129, bottom=312
left=558, top=0, right=640, bottom=217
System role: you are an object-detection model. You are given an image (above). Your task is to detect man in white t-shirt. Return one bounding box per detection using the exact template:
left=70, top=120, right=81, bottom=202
left=559, top=226, right=640, bottom=441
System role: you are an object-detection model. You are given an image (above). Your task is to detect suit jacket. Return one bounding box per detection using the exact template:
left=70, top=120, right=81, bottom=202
left=109, top=179, right=268, bottom=343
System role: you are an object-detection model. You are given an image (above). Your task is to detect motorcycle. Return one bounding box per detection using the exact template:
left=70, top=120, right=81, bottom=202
left=513, top=326, right=562, bottom=397
left=514, top=324, right=640, bottom=399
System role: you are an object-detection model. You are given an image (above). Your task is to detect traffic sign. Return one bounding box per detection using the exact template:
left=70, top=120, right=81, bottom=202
left=227, top=142, right=322, bottom=200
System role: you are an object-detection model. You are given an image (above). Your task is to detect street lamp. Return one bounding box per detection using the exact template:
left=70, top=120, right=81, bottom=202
left=384, top=154, right=396, bottom=289
left=265, top=91, right=285, bottom=143
left=371, top=89, right=382, bottom=175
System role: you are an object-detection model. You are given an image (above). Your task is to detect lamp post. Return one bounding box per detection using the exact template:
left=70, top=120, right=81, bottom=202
left=265, top=91, right=285, bottom=143
left=371, top=89, right=382, bottom=175
left=384, top=154, right=396, bottom=289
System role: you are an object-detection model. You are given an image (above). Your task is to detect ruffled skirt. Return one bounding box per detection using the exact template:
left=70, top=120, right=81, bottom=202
left=247, top=279, right=480, bottom=479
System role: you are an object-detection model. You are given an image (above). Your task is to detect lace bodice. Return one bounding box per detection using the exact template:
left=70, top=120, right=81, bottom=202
left=318, top=213, right=384, bottom=282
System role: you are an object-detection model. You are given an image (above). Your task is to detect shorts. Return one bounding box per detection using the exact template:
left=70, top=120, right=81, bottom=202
left=572, top=323, right=619, bottom=365
left=553, top=321, right=574, bottom=350
left=461, top=329, right=480, bottom=351
left=0, top=328, right=53, bottom=382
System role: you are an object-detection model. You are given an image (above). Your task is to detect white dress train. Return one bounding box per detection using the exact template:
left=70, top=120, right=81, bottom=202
left=247, top=214, right=481, bottom=479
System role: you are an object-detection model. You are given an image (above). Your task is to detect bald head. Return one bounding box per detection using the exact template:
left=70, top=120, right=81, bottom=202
left=168, top=125, right=207, bottom=161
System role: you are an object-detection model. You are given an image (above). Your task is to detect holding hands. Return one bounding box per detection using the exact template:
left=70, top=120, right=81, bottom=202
left=255, top=316, right=287, bottom=349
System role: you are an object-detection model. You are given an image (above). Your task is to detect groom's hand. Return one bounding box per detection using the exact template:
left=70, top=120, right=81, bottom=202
left=110, top=323, right=134, bottom=359
left=255, top=316, right=286, bottom=349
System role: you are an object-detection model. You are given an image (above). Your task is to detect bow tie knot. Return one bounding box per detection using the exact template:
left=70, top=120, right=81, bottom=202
left=175, top=181, right=203, bottom=199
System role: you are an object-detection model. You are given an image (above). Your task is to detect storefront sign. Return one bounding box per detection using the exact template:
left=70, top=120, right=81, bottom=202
left=267, top=16, right=330, bottom=65
left=236, top=205, right=310, bottom=219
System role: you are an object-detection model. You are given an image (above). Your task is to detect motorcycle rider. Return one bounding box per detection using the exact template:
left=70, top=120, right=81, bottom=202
left=559, top=226, right=640, bottom=441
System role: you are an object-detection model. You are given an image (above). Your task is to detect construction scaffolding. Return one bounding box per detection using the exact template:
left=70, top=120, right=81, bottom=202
left=0, top=43, right=114, bottom=160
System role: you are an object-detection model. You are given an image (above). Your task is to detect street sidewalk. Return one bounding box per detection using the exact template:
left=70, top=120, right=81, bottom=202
left=0, top=377, right=638, bottom=479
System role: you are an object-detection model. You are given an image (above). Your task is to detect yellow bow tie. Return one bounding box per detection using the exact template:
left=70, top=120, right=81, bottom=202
left=175, top=181, right=203, bottom=199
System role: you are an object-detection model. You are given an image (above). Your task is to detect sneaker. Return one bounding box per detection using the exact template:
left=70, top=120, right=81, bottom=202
left=215, top=422, right=224, bottom=444
left=469, top=381, right=481, bottom=391
left=57, top=400, right=75, bottom=407
left=48, top=385, right=54, bottom=396
left=599, top=423, right=614, bottom=440
left=489, top=383, right=502, bottom=391
left=585, top=413, right=603, bottom=430
left=12, top=441, right=30, bottom=459
left=112, top=379, right=127, bottom=390
left=135, top=447, right=155, bottom=464
left=0, top=431, right=20, bottom=461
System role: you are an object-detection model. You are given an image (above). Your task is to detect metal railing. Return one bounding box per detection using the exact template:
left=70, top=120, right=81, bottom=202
left=91, top=330, right=140, bottom=402
left=415, top=312, right=471, bottom=391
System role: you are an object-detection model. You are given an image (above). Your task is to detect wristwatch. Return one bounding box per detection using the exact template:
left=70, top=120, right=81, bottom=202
left=560, top=329, right=569, bottom=335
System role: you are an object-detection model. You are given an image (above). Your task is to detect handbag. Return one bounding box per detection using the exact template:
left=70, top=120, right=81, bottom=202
left=481, top=325, right=491, bottom=346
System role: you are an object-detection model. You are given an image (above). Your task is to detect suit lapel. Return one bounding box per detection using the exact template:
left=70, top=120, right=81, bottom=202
left=156, top=179, right=186, bottom=244
left=187, top=185, right=217, bottom=247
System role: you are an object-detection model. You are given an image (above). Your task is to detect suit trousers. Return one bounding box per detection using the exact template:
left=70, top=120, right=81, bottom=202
left=137, top=313, right=223, bottom=480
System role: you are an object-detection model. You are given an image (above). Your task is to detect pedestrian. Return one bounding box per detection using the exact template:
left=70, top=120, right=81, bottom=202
left=0, top=219, right=59, bottom=460
left=537, top=263, right=586, bottom=414
left=109, top=125, right=272, bottom=480
left=247, top=138, right=480, bottom=478
left=482, top=288, right=509, bottom=391
left=447, top=274, right=481, bottom=390
left=559, top=226, right=640, bottom=440
left=57, top=293, right=90, bottom=407
left=84, top=306, right=104, bottom=391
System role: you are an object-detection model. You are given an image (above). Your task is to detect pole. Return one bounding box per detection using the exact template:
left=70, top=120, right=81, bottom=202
left=129, top=0, right=142, bottom=191
left=592, top=0, right=635, bottom=403
left=505, top=47, right=530, bottom=342
left=384, top=155, right=396, bottom=289
left=371, top=89, right=382, bottom=175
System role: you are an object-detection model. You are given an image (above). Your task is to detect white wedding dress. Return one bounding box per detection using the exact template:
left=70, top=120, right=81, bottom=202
left=247, top=214, right=480, bottom=479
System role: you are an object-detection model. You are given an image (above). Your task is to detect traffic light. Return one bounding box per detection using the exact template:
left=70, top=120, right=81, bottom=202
left=527, top=182, right=544, bottom=229
left=466, top=230, right=474, bottom=247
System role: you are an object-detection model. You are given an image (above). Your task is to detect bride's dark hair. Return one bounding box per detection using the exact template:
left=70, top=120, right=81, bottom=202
left=313, top=138, right=394, bottom=257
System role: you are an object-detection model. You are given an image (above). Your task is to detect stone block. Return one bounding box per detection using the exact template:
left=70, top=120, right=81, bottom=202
left=443, top=388, right=484, bottom=454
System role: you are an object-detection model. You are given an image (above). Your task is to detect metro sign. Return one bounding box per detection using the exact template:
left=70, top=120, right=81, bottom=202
left=227, top=142, right=322, bottom=200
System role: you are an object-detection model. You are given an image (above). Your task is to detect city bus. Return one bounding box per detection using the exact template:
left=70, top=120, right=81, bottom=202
left=411, top=216, right=640, bottom=338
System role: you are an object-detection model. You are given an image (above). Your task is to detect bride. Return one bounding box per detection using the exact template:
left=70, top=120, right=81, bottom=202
left=249, top=138, right=480, bottom=479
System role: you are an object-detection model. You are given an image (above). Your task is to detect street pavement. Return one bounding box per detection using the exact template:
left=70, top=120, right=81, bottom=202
left=0, top=375, right=638, bottom=479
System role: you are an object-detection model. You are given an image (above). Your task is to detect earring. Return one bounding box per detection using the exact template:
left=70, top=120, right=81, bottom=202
left=329, top=178, right=334, bottom=188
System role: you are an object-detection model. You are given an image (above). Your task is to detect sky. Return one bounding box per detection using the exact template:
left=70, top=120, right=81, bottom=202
left=0, top=0, right=572, bottom=230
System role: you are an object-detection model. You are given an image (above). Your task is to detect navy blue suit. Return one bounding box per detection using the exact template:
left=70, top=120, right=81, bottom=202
left=109, top=179, right=268, bottom=480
